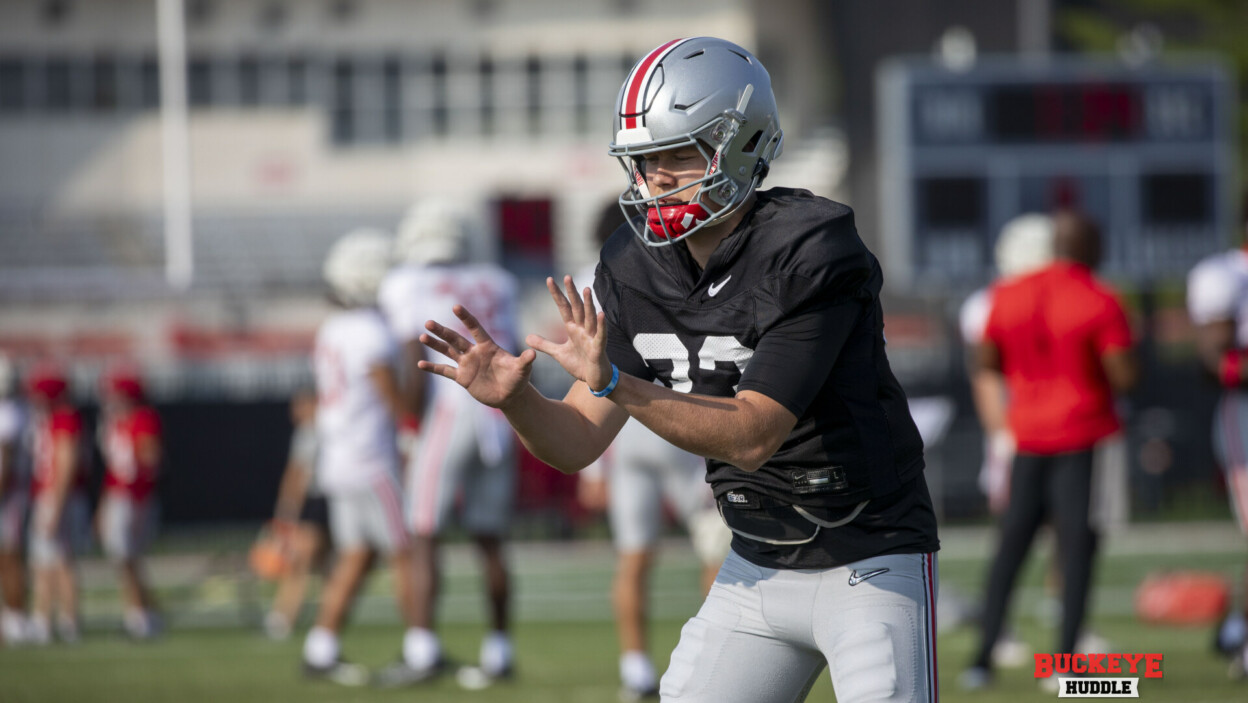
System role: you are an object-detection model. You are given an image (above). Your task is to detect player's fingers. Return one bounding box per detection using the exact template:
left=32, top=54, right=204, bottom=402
left=517, top=348, right=538, bottom=368
left=452, top=305, right=496, bottom=346
left=594, top=311, right=607, bottom=345
left=545, top=277, right=574, bottom=323
left=525, top=333, right=557, bottom=358
left=416, top=359, right=457, bottom=381
left=582, top=288, right=598, bottom=337
left=423, top=320, right=476, bottom=355
left=563, top=275, right=585, bottom=326
left=419, top=332, right=461, bottom=359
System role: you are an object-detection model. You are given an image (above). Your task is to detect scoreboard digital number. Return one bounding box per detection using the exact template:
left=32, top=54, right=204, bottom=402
left=877, top=57, right=1234, bottom=290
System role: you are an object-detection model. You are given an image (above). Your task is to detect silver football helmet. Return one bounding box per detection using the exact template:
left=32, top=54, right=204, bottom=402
left=609, top=37, right=784, bottom=246
left=323, top=228, right=393, bottom=306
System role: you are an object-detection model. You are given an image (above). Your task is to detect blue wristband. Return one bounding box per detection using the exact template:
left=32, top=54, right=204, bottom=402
left=590, top=364, right=620, bottom=398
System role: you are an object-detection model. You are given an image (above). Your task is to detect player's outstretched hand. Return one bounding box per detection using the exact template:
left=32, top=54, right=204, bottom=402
left=419, top=305, right=537, bottom=409
left=525, top=276, right=614, bottom=392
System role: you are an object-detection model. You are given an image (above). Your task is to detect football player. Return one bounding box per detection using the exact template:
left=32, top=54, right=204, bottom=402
left=377, top=201, right=519, bottom=686
left=300, top=229, right=415, bottom=687
left=961, top=211, right=1137, bottom=692
left=576, top=203, right=732, bottom=700
left=0, top=353, right=31, bottom=645
left=1187, top=197, right=1248, bottom=678
left=25, top=361, right=89, bottom=644
left=96, top=362, right=163, bottom=639
left=418, top=37, right=940, bottom=703
left=959, top=213, right=1055, bottom=515
left=960, top=214, right=1122, bottom=667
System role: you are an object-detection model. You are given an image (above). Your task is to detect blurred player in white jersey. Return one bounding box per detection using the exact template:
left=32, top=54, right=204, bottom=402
left=1187, top=198, right=1248, bottom=678
left=300, top=229, right=416, bottom=686
left=575, top=204, right=731, bottom=700
left=377, top=201, right=519, bottom=686
left=96, top=362, right=163, bottom=639
left=0, top=353, right=31, bottom=645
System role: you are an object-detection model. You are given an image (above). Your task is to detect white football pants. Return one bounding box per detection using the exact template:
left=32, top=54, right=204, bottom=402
left=660, top=550, right=938, bottom=703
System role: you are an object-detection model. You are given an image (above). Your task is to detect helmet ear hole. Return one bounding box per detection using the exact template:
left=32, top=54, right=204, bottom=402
left=741, top=130, right=764, bottom=154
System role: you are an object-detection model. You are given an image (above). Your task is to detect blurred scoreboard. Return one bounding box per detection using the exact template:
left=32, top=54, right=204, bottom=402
left=877, top=57, right=1235, bottom=291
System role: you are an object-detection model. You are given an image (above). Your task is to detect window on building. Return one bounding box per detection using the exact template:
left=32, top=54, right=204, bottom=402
left=91, top=55, right=118, bottom=111
left=479, top=54, right=494, bottom=136
left=525, top=54, right=541, bottom=134
left=45, top=57, right=73, bottom=111
left=331, top=57, right=354, bottom=143
left=188, top=57, right=211, bottom=106
left=0, top=58, right=25, bottom=112
left=382, top=54, right=402, bottom=141
left=140, top=55, right=159, bottom=108
left=431, top=53, right=448, bottom=137
left=573, top=54, right=588, bottom=134
left=285, top=56, right=307, bottom=105
left=238, top=54, right=260, bottom=106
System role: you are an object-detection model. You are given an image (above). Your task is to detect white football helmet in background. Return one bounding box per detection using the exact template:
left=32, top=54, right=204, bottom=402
left=393, top=200, right=484, bottom=266
left=994, top=213, right=1055, bottom=278
left=609, top=36, right=784, bottom=246
left=323, top=228, right=393, bottom=306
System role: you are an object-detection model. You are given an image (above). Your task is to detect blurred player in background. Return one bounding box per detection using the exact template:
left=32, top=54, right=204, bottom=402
left=0, top=353, right=31, bottom=645
left=576, top=203, right=731, bottom=700
left=96, top=362, right=163, bottom=639
left=1187, top=195, right=1248, bottom=678
left=300, top=229, right=415, bottom=686
left=957, top=213, right=1054, bottom=670
left=378, top=201, right=519, bottom=686
left=962, top=210, right=1137, bottom=691
left=263, top=388, right=329, bottom=641
left=419, top=37, right=940, bottom=703
left=25, top=361, right=89, bottom=645
left=959, top=213, right=1055, bottom=515
left=960, top=213, right=1123, bottom=666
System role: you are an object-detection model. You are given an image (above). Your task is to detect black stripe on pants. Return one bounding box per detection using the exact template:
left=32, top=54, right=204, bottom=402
left=973, top=449, right=1099, bottom=669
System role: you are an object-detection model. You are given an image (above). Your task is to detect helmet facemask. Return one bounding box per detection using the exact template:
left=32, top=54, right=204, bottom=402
left=614, top=110, right=753, bottom=245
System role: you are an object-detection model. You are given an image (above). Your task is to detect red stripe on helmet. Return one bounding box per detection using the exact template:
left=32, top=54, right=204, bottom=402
left=623, top=38, right=686, bottom=129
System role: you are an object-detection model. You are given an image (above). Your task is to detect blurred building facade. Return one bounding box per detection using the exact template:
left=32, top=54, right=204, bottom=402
left=0, top=0, right=851, bottom=397
left=0, top=0, right=1233, bottom=526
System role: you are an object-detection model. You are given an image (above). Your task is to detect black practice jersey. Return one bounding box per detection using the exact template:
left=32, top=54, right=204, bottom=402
left=594, top=188, right=939, bottom=568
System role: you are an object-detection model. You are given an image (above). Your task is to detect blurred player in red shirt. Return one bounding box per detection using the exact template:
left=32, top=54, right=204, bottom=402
left=25, top=361, right=89, bottom=644
left=962, top=209, right=1138, bottom=690
left=97, top=362, right=163, bottom=639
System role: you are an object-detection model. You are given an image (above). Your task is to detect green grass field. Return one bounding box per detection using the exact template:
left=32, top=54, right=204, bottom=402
left=1, top=523, right=1244, bottom=702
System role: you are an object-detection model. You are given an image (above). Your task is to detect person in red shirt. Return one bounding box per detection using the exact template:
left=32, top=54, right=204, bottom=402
left=96, top=363, right=163, bottom=639
left=25, top=361, right=90, bottom=645
left=961, top=209, right=1138, bottom=690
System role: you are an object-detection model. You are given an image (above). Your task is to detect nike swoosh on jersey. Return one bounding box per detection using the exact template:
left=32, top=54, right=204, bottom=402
left=708, top=275, right=732, bottom=297
left=847, top=567, right=890, bottom=586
